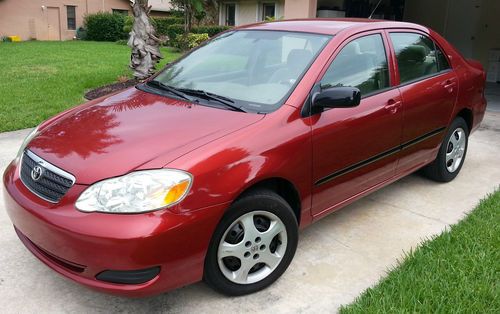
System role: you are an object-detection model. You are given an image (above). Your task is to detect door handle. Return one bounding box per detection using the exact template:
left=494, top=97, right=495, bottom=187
left=384, top=99, right=401, bottom=114
left=444, top=80, right=456, bottom=93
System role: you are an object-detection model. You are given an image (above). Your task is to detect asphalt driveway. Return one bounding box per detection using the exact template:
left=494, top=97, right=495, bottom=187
left=1, top=112, right=499, bottom=313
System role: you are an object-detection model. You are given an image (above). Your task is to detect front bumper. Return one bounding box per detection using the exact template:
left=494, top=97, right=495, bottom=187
left=3, top=160, right=228, bottom=297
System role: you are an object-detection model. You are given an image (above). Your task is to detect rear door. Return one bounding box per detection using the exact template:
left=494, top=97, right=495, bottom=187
left=387, top=31, right=458, bottom=173
left=310, top=31, right=403, bottom=216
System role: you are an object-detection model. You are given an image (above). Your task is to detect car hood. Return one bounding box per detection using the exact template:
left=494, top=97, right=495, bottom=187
left=27, top=87, right=264, bottom=184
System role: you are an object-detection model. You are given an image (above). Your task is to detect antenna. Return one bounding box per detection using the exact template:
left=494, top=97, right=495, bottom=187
left=368, top=0, right=383, bottom=19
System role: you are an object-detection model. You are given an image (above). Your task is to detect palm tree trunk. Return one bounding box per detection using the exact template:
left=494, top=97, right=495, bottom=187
left=128, top=0, right=163, bottom=80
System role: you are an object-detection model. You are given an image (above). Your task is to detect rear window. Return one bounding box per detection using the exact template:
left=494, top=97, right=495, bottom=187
left=389, top=32, right=439, bottom=84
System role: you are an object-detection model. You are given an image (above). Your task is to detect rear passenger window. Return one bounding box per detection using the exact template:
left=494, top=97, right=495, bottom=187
left=320, top=34, right=389, bottom=96
left=389, top=33, right=439, bottom=83
left=436, top=45, right=450, bottom=71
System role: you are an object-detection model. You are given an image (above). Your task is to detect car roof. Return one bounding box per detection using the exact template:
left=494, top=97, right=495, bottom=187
left=238, top=18, right=426, bottom=36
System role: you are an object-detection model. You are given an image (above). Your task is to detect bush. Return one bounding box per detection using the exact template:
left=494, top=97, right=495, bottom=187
left=84, top=12, right=127, bottom=41
left=166, top=24, right=231, bottom=46
left=193, top=25, right=231, bottom=37
left=76, top=27, right=87, bottom=40
left=153, top=17, right=184, bottom=36
left=175, top=33, right=209, bottom=51
left=169, top=10, right=184, bottom=18
left=123, top=15, right=134, bottom=34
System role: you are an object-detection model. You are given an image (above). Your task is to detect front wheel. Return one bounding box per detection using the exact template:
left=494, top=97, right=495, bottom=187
left=204, top=189, right=298, bottom=296
left=422, top=117, right=469, bottom=182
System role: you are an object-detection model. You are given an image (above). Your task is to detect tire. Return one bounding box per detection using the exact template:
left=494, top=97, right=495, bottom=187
left=422, top=117, right=469, bottom=182
left=204, top=189, right=298, bottom=296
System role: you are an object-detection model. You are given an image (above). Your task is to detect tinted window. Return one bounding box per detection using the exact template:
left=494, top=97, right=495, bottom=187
left=320, top=34, right=389, bottom=96
left=436, top=45, right=450, bottom=71
left=390, top=33, right=439, bottom=83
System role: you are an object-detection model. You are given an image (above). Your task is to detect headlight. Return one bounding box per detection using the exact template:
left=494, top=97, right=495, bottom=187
left=75, top=169, right=193, bottom=213
left=17, top=126, right=40, bottom=159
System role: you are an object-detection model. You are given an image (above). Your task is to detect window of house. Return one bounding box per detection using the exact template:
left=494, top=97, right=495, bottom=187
left=320, top=34, right=389, bottom=96
left=225, top=4, right=236, bottom=26
left=262, top=3, right=276, bottom=20
left=389, top=32, right=439, bottom=84
left=67, top=6, right=76, bottom=30
left=112, top=9, right=129, bottom=15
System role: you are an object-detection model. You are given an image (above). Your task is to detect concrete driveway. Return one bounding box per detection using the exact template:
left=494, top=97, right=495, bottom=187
left=1, top=112, right=499, bottom=313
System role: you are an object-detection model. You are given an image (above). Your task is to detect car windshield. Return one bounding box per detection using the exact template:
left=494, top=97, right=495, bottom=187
left=153, top=30, right=331, bottom=113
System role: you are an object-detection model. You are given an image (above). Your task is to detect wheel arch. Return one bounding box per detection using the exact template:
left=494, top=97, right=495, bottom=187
left=234, top=177, right=302, bottom=226
left=456, top=108, right=473, bottom=132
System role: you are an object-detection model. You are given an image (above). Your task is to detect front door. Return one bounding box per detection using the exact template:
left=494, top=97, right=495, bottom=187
left=310, top=32, right=402, bottom=216
left=47, top=7, right=61, bottom=41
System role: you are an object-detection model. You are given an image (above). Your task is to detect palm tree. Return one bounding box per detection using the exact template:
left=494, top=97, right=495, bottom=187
left=128, top=0, right=163, bottom=79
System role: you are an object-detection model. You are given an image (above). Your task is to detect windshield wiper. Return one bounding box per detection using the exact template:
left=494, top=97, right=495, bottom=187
left=179, top=88, right=247, bottom=112
left=146, top=80, right=194, bottom=102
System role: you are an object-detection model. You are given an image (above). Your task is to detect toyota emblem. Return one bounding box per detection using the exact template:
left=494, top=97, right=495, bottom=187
left=31, top=165, right=43, bottom=181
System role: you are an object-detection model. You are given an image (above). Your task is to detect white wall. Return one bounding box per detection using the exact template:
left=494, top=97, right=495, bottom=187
left=404, top=0, right=500, bottom=68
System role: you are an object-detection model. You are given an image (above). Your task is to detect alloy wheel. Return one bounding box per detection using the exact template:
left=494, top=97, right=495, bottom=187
left=217, top=210, right=287, bottom=284
left=445, top=127, right=466, bottom=173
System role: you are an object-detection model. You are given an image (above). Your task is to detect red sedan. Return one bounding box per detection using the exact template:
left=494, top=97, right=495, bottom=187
left=3, top=19, right=486, bottom=297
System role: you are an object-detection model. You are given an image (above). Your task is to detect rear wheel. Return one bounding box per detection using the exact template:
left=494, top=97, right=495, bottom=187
left=422, top=117, right=469, bottom=182
left=204, top=189, right=298, bottom=296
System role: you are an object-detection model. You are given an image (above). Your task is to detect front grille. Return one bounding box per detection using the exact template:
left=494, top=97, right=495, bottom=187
left=19, top=150, right=75, bottom=203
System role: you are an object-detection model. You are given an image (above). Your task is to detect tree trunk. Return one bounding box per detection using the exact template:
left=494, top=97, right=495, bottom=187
left=128, top=0, right=163, bottom=80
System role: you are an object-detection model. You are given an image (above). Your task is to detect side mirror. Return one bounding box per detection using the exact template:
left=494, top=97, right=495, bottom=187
left=312, top=86, right=361, bottom=110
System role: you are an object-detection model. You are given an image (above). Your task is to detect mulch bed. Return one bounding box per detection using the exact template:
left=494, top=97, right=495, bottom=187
left=84, top=78, right=140, bottom=100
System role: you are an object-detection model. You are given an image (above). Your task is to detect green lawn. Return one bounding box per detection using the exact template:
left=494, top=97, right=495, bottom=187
left=341, top=190, right=500, bottom=313
left=0, top=41, right=181, bottom=132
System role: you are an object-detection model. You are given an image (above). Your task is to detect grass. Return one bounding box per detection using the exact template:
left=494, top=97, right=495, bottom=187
left=0, top=41, right=181, bottom=132
left=341, top=190, right=500, bottom=313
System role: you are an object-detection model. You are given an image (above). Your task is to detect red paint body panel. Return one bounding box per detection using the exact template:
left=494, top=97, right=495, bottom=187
left=3, top=160, right=228, bottom=296
left=3, top=19, right=486, bottom=297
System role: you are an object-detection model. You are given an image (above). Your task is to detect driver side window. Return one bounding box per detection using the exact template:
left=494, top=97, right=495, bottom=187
left=321, top=34, right=389, bottom=96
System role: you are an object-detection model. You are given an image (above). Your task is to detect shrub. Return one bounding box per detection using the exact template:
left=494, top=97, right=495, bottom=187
left=175, top=33, right=209, bottom=51
left=169, top=10, right=184, bottom=18
left=193, top=25, right=231, bottom=37
left=153, top=17, right=184, bottom=36
left=1, top=36, right=11, bottom=42
left=166, top=24, right=231, bottom=46
left=84, top=12, right=127, bottom=41
left=123, top=15, right=134, bottom=34
left=76, top=27, right=87, bottom=40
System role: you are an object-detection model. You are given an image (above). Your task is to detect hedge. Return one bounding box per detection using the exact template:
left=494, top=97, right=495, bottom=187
left=165, top=24, right=231, bottom=45
left=153, top=17, right=184, bottom=36
left=84, top=12, right=127, bottom=41
left=175, top=33, right=210, bottom=51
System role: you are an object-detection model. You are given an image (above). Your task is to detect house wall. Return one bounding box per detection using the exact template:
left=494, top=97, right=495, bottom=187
left=0, top=0, right=131, bottom=41
left=283, top=0, right=317, bottom=19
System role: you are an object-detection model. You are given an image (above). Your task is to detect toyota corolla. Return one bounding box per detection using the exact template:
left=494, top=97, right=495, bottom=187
left=3, top=19, right=486, bottom=297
